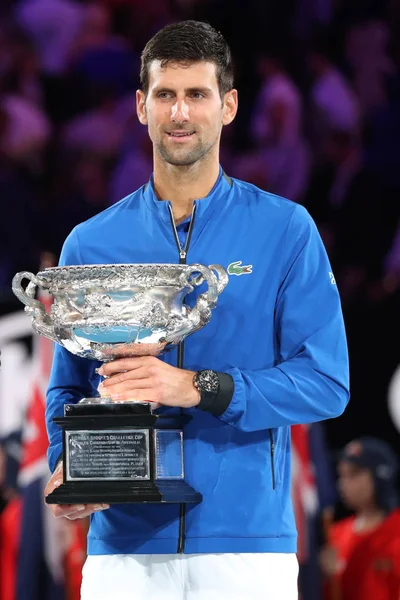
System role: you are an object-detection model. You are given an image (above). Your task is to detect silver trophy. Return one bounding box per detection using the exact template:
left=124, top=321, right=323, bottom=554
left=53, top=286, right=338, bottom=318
left=12, top=263, right=228, bottom=505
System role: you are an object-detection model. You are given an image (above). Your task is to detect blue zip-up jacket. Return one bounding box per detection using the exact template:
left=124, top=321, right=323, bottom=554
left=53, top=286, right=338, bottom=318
left=46, top=169, right=349, bottom=555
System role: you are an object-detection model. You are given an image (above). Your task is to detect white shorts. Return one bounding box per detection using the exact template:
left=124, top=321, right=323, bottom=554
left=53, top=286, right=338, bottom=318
left=81, top=552, right=299, bottom=600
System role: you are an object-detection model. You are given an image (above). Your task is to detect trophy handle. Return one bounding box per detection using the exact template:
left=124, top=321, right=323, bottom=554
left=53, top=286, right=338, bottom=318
left=12, top=271, right=57, bottom=342
left=184, top=264, right=225, bottom=335
left=189, top=264, right=229, bottom=295
left=207, top=264, right=229, bottom=294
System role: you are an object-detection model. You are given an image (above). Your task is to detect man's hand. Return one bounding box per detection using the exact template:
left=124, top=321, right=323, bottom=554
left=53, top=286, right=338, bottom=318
left=44, top=461, right=109, bottom=519
left=97, top=356, right=201, bottom=407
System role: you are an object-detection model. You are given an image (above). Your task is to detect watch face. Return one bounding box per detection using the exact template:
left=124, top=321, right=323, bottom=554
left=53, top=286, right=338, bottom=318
left=199, top=370, right=219, bottom=394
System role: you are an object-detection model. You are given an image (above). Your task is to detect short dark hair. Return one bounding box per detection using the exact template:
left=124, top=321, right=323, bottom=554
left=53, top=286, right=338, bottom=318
left=140, top=20, right=234, bottom=98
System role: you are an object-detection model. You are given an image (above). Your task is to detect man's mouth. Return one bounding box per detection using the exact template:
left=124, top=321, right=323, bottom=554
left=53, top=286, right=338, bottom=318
left=167, top=131, right=195, bottom=138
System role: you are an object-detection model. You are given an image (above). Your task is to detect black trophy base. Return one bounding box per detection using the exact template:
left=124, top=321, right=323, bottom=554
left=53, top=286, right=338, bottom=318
left=50, top=401, right=202, bottom=506
left=46, top=480, right=202, bottom=504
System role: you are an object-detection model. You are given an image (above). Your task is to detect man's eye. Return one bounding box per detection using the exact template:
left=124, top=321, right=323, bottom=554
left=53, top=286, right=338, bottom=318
left=158, top=92, right=172, bottom=99
left=191, top=93, right=204, bottom=99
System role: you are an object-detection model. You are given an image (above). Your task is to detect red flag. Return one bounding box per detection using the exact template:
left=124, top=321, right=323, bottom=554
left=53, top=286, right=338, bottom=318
left=291, top=424, right=318, bottom=564
left=0, top=497, right=22, bottom=600
left=16, top=290, right=86, bottom=600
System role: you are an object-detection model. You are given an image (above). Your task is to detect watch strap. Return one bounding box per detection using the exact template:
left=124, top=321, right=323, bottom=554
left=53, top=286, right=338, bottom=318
left=197, top=371, right=234, bottom=417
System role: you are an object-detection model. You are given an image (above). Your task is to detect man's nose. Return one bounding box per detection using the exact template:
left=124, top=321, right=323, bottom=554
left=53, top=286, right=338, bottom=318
left=171, top=99, right=189, bottom=122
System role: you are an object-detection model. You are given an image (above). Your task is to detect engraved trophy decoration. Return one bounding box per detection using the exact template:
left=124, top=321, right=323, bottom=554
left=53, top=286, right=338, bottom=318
left=12, top=263, right=228, bottom=505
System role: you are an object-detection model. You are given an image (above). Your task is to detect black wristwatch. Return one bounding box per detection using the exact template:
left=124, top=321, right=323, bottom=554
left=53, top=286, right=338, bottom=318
left=193, top=369, right=234, bottom=416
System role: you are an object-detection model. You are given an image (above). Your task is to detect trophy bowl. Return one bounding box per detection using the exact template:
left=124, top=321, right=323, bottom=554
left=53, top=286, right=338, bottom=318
left=11, top=263, right=229, bottom=505
left=12, top=263, right=228, bottom=361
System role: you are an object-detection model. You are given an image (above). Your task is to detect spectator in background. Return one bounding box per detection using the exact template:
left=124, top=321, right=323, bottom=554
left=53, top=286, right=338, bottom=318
left=309, top=43, right=360, bottom=151
left=370, top=61, right=400, bottom=302
left=0, top=142, right=44, bottom=287
left=345, top=18, right=395, bottom=116
left=320, top=437, right=400, bottom=600
left=382, top=226, right=400, bottom=298
left=0, top=26, right=51, bottom=170
left=304, top=128, right=398, bottom=302
left=0, top=21, right=50, bottom=165
left=14, top=0, right=84, bottom=77
left=61, top=86, right=125, bottom=158
left=128, top=0, right=173, bottom=48
left=303, top=130, right=361, bottom=254
left=363, top=62, right=400, bottom=188
left=0, top=25, right=44, bottom=107
left=68, top=3, right=138, bottom=98
left=109, top=129, right=153, bottom=204
left=238, top=49, right=309, bottom=201
left=0, top=92, right=51, bottom=166
left=251, top=50, right=302, bottom=148
left=44, top=153, right=111, bottom=256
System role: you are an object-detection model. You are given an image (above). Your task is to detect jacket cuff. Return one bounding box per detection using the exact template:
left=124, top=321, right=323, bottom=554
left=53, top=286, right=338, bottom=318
left=197, top=372, right=234, bottom=417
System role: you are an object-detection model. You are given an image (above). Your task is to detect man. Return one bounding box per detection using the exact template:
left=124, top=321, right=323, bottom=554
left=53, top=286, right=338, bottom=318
left=251, top=50, right=302, bottom=149
left=240, top=50, right=309, bottom=203
left=44, top=20, right=349, bottom=600
left=320, top=437, right=400, bottom=600
left=308, top=43, right=360, bottom=149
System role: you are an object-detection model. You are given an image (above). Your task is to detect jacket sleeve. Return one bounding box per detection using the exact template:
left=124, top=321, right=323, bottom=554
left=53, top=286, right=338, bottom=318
left=220, top=204, right=350, bottom=432
left=46, top=228, right=101, bottom=472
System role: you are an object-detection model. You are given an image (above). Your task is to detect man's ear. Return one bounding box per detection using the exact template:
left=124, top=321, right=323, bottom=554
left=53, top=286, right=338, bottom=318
left=222, top=89, right=238, bottom=126
left=136, top=90, right=148, bottom=125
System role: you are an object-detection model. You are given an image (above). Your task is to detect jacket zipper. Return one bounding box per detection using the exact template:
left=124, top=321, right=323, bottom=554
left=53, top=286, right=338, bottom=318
left=168, top=202, right=197, bottom=554
left=269, top=429, right=276, bottom=490
left=168, top=202, right=197, bottom=264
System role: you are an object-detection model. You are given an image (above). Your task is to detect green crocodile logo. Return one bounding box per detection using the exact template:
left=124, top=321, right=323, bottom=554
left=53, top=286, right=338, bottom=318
left=227, top=261, right=253, bottom=276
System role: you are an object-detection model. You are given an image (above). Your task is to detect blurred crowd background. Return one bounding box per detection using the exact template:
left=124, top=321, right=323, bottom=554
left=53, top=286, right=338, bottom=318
left=1, top=0, right=400, bottom=599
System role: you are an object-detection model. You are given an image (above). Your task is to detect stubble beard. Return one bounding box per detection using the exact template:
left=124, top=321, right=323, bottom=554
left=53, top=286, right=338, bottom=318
left=156, top=135, right=217, bottom=167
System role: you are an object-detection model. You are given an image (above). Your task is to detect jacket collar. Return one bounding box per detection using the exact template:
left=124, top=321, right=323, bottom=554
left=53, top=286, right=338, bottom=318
left=142, top=166, right=233, bottom=224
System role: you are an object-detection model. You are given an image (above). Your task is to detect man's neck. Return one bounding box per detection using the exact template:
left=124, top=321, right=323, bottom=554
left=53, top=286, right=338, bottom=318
left=153, top=157, right=220, bottom=224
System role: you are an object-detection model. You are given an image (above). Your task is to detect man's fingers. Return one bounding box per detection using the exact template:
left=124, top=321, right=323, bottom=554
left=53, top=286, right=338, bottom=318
left=54, top=462, right=63, bottom=476
left=110, top=390, right=160, bottom=403
left=51, top=503, right=88, bottom=518
left=65, top=504, right=110, bottom=520
left=44, top=464, right=109, bottom=520
left=99, top=378, right=154, bottom=398
left=99, top=367, right=151, bottom=388
left=99, top=357, right=149, bottom=376
left=44, top=478, right=62, bottom=496
left=52, top=503, right=109, bottom=519
left=44, top=462, right=64, bottom=496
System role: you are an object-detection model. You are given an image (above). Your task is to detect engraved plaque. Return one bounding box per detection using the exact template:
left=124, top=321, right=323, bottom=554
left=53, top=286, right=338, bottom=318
left=155, top=429, right=184, bottom=480
left=66, top=429, right=150, bottom=481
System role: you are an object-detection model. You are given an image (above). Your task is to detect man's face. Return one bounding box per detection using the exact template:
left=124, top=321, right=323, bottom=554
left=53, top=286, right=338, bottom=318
left=337, top=461, right=375, bottom=510
left=136, top=60, right=237, bottom=167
